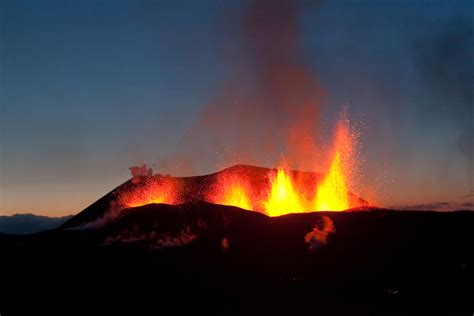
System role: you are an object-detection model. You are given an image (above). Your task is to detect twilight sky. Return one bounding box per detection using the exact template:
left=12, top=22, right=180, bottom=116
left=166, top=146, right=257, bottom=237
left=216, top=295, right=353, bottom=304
left=1, top=0, right=473, bottom=216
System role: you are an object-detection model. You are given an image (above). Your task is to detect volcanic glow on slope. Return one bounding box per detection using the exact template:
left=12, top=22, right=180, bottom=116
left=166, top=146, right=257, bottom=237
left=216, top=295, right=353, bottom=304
left=263, top=168, right=305, bottom=216
left=221, top=184, right=252, bottom=210
left=117, top=116, right=367, bottom=215
left=119, top=176, right=179, bottom=208
left=206, top=173, right=252, bottom=210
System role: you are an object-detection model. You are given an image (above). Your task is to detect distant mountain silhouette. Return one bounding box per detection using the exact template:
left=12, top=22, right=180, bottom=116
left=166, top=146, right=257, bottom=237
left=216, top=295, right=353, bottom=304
left=0, top=213, right=73, bottom=234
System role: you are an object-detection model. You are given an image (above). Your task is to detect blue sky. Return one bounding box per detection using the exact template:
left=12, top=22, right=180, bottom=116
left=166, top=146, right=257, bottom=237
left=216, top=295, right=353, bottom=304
left=1, top=0, right=473, bottom=215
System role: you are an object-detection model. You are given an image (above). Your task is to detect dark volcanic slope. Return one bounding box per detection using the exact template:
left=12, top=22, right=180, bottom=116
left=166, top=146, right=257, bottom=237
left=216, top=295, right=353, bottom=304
left=2, top=202, right=473, bottom=315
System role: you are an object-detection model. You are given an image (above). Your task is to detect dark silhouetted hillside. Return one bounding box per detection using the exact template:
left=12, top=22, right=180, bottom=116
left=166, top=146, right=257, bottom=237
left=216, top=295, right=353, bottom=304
left=1, top=202, right=473, bottom=315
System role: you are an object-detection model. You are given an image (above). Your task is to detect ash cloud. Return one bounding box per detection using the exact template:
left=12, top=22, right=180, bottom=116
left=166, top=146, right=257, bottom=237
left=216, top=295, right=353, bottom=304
left=169, top=0, right=326, bottom=173
left=147, top=1, right=472, bottom=205
left=129, top=164, right=153, bottom=184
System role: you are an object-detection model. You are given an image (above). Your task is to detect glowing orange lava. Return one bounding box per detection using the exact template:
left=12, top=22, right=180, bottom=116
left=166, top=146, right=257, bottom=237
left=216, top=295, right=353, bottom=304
left=262, top=116, right=358, bottom=215
left=221, top=184, right=252, bottom=210
left=206, top=173, right=252, bottom=210
left=263, top=167, right=305, bottom=216
left=315, top=151, right=349, bottom=211
left=116, top=115, right=369, bottom=215
left=119, top=176, right=179, bottom=208
left=315, top=118, right=354, bottom=211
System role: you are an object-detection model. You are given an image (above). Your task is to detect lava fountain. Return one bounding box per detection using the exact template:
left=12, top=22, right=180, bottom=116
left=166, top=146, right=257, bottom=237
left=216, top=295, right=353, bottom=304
left=116, top=116, right=368, bottom=215
left=263, top=167, right=306, bottom=216
left=315, top=152, right=349, bottom=211
left=315, top=118, right=355, bottom=211
left=260, top=115, right=359, bottom=214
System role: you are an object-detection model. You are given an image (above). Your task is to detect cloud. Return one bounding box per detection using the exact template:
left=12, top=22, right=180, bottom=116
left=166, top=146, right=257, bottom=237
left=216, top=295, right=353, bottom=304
left=391, top=201, right=474, bottom=211
left=129, top=164, right=153, bottom=184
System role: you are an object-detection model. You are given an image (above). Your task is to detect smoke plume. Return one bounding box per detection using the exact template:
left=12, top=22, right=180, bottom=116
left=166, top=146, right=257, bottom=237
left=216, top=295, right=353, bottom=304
left=170, top=0, right=326, bottom=173
left=102, top=226, right=198, bottom=251
left=129, top=164, right=153, bottom=184
left=304, top=215, right=335, bottom=252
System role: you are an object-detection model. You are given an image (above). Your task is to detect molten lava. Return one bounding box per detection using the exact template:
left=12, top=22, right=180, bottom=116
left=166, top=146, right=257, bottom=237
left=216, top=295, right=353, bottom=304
left=117, top=117, right=368, bottom=215
left=205, top=171, right=253, bottom=210
left=222, top=185, right=252, bottom=210
left=259, top=117, right=357, bottom=214
left=315, top=118, right=355, bottom=211
left=207, top=174, right=252, bottom=211
left=263, top=168, right=305, bottom=216
left=315, top=152, right=349, bottom=211
left=119, top=176, right=180, bottom=208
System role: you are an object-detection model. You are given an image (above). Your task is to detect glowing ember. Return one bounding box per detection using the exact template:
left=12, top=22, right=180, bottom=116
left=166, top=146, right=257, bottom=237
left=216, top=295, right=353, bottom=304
left=212, top=182, right=252, bottom=210
left=222, top=184, right=252, bottom=210
left=263, top=167, right=305, bottom=216
left=206, top=172, right=252, bottom=210
left=119, top=176, right=179, bottom=208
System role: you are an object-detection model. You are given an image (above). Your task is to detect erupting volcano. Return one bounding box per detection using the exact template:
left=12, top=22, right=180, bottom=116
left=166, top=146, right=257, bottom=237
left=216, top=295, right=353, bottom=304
left=101, top=0, right=375, bottom=218
left=3, top=0, right=472, bottom=314
left=109, top=115, right=368, bottom=219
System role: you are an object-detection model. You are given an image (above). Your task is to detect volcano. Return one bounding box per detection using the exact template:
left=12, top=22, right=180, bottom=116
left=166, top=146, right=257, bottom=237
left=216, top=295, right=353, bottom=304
left=1, top=165, right=473, bottom=315
left=60, top=164, right=369, bottom=230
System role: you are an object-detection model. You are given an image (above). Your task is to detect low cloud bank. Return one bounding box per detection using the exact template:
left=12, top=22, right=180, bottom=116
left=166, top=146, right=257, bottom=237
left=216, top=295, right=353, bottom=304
left=391, top=201, right=474, bottom=211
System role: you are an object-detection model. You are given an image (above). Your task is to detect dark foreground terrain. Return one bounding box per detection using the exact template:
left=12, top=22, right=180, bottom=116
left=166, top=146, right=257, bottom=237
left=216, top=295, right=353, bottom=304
left=1, top=202, right=473, bottom=315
